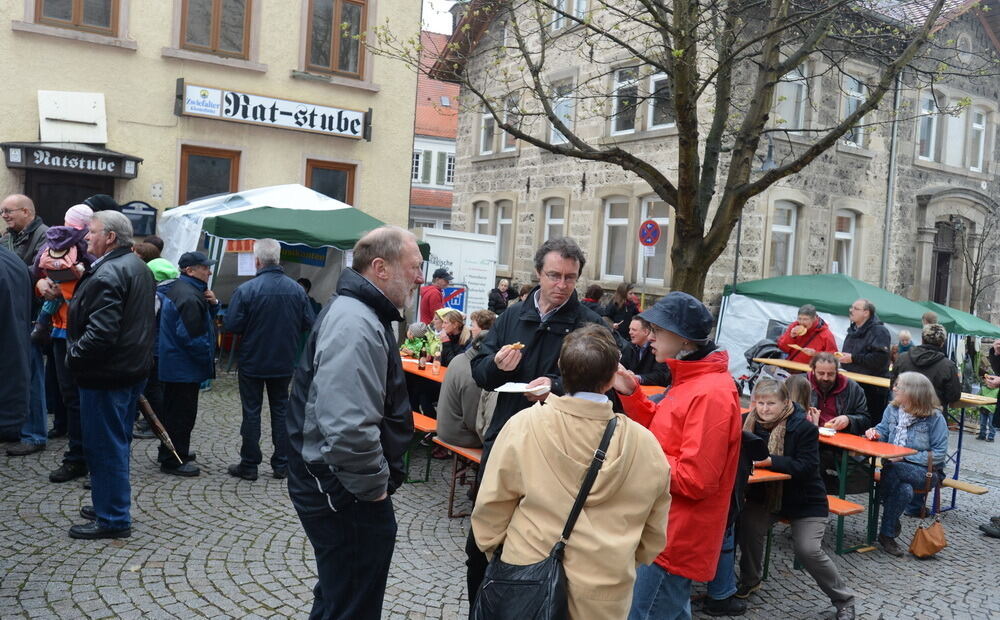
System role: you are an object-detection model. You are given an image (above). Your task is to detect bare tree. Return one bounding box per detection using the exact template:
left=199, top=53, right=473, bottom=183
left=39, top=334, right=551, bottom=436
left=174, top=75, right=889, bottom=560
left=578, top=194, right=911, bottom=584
left=377, top=0, right=998, bottom=297
left=960, top=208, right=1000, bottom=314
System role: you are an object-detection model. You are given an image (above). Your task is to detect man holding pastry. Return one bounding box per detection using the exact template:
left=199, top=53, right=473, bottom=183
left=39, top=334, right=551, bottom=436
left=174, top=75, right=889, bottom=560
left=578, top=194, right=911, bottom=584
left=466, top=236, right=605, bottom=603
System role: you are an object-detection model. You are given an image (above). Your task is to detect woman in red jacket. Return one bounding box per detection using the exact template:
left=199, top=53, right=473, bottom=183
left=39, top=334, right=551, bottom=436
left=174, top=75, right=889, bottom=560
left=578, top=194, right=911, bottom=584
left=776, top=304, right=839, bottom=364
left=613, top=292, right=743, bottom=620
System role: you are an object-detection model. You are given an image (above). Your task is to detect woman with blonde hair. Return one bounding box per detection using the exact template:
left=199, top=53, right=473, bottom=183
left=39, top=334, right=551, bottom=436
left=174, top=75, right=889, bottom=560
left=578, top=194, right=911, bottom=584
left=439, top=309, right=472, bottom=367
left=865, top=371, right=948, bottom=557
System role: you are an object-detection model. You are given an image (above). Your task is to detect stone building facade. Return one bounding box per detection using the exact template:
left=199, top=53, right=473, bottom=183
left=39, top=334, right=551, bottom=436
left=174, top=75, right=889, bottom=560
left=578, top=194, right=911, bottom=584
left=444, top=2, right=1000, bottom=323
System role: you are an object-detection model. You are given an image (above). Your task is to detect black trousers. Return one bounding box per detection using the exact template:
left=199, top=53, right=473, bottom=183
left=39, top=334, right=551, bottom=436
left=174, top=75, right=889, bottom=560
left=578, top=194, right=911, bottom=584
left=237, top=373, right=291, bottom=471
left=45, top=341, right=67, bottom=432
left=158, top=381, right=200, bottom=464
left=289, top=459, right=397, bottom=620
left=52, top=338, right=85, bottom=466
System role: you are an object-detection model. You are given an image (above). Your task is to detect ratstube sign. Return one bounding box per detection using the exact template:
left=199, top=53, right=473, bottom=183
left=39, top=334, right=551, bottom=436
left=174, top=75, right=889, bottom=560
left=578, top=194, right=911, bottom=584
left=175, top=79, right=369, bottom=140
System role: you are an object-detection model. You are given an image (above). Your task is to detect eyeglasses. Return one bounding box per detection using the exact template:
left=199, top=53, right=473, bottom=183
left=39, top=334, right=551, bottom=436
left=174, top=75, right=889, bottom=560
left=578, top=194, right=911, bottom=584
left=542, top=271, right=579, bottom=284
left=0, top=208, right=25, bottom=215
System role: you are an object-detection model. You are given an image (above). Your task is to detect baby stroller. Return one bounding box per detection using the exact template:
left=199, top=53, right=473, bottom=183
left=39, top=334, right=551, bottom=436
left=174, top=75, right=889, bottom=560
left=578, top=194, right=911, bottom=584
left=738, top=339, right=787, bottom=394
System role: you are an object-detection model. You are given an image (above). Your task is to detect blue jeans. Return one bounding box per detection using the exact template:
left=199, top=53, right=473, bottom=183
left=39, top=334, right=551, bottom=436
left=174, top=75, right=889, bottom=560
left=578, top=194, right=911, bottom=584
left=238, top=373, right=291, bottom=472
left=80, top=382, right=144, bottom=530
left=979, top=411, right=996, bottom=439
left=880, top=460, right=939, bottom=537
left=628, top=562, right=692, bottom=620
left=20, top=343, right=47, bottom=446
left=707, top=524, right=737, bottom=600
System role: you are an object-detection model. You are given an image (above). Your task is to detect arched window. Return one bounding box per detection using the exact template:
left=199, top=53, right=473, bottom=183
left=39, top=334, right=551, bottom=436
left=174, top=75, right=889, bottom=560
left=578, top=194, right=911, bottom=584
left=770, top=201, right=798, bottom=277
left=601, top=197, right=630, bottom=280
left=832, top=210, right=856, bottom=276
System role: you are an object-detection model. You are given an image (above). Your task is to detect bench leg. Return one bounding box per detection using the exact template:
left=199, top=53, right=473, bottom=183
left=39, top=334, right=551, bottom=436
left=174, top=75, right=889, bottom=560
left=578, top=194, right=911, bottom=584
left=763, top=525, right=772, bottom=581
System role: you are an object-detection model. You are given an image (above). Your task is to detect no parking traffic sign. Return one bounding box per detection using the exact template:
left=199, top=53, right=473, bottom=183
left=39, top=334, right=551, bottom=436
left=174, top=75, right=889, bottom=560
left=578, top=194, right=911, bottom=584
left=639, top=219, right=661, bottom=246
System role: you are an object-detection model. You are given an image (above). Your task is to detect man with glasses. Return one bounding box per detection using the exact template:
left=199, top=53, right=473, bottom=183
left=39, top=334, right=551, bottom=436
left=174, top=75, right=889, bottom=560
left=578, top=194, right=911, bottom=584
left=840, top=299, right=891, bottom=424
left=1, top=194, right=49, bottom=455
left=466, top=236, right=605, bottom=605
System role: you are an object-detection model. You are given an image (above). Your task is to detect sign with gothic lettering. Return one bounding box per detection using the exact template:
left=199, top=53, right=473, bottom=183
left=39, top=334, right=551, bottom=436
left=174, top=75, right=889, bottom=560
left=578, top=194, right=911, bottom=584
left=1, top=142, right=141, bottom=178
left=175, top=79, right=371, bottom=141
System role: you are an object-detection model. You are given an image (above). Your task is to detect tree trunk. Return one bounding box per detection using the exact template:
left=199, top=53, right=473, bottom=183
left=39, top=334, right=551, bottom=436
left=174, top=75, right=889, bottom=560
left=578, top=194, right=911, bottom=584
left=669, top=236, right=710, bottom=298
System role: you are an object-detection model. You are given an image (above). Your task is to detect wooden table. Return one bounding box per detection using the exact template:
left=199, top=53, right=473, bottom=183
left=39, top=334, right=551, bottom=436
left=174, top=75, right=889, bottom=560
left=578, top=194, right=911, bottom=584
left=640, top=384, right=667, bottom=398
left=819, top=431, right=916, bottom=554
left=401, top=357, right=447, bottom=383
left=748, top=468, right=791, bottom=484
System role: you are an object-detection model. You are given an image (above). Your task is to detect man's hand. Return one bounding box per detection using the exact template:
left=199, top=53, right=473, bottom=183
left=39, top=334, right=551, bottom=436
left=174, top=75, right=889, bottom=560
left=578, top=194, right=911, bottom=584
left=802, top=347, right=816, bottom=356
left=37, top=278, right=63, bottom=301
left=494, top=344, right=523, bottom=371
left=806, top=407, right=821, bottom=426
left=754, top=457, right=773, bottom=469
left=204, top=289, right=218, bottom=305
left=985, top=374, right=1000, bottom=389
left=865, top=428, right=881, bottom=441
left=370, top=492, right=388, bottom=502
left=838, top=352, right=853, bottom=365
left=825, top=415, right=850, bottom=431
left=612, top=366, right=638, bottom=396
left=524, top=377, right=551, bottom=403
left=791, top=325, right=807, bottom=338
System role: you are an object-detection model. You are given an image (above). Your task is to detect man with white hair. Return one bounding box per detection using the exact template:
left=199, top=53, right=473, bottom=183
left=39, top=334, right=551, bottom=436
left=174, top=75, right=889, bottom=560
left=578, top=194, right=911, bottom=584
left=224, top=238, right=315, bottom=481
left=66, top=210, right=154, bottom=539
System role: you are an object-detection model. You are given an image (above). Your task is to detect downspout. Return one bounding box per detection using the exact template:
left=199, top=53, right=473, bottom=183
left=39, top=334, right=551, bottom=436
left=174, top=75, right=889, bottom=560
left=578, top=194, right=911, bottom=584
left=880, top=72, right=902, bottom=288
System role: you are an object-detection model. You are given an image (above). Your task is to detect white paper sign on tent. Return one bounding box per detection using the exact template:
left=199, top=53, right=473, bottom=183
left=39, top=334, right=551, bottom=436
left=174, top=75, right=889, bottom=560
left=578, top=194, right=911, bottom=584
left=237, top=252, right=255, bottom=276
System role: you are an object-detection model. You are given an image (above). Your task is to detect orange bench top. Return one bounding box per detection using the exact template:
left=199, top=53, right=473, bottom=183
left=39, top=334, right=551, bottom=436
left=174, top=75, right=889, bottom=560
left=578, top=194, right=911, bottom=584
left=412, top=411, right=437, bottom=433
left=432, top=437, right=482, bottom=463
left=827, top=495, right=864, bottom=516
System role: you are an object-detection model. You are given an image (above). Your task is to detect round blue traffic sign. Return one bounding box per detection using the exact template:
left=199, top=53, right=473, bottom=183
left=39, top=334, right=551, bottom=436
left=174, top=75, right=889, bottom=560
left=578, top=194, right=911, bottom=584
left=639, top=219, right=661, bottom=246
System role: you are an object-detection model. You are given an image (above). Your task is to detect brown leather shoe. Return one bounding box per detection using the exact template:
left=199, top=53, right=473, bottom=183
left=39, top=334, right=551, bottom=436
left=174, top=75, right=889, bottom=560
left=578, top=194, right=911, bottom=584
left=878, top=534, right=905, bottom=557
left=7, top=441, right=44, bottom=456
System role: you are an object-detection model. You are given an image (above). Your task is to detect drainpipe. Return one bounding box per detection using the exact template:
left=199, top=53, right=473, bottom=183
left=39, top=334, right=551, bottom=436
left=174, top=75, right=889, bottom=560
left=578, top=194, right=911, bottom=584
left=880, top=72, right=902, bottom=289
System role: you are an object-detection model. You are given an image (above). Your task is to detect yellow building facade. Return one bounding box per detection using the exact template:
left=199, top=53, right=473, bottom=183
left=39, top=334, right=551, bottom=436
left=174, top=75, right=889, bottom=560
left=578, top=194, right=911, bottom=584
left=0, top=0, right=419, bottom=229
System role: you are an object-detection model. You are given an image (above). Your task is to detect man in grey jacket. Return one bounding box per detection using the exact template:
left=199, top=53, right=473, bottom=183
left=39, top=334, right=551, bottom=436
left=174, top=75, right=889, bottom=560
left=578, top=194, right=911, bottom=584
left=285, top=226, right=423, bottom=620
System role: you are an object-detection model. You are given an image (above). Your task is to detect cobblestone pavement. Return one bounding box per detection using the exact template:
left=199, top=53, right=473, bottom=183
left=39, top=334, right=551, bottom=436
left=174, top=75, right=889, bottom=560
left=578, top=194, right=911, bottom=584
left=2, top=374, right=999, bottom=619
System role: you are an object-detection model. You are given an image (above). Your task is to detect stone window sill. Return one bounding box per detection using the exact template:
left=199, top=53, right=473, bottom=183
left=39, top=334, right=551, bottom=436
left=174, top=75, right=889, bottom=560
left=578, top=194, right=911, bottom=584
left=912, top=157, right=991, bottom=181
left=291, top=70, right=381, bottom=93
left=472, top=150, right=518, bottom=164
left=162, top=47, right=267, bottom=72
left=836, top=141, right=876, bottom=159
left=11, top=20, right=136, bottom=50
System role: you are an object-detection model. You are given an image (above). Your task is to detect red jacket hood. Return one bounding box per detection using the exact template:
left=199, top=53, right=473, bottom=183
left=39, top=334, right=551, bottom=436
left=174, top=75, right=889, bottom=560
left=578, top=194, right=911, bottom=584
left=665, top=350, right=730, bottom=384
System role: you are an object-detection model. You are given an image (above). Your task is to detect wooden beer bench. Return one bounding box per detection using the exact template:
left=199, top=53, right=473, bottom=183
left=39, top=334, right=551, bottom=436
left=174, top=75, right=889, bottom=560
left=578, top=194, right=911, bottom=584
left=432, top=437, right=482, bottom=518
left=403, top=412, right=438, bottom=483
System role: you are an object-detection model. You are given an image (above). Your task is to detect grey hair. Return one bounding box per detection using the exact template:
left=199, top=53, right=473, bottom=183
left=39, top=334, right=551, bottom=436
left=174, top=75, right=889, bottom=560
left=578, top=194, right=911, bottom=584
left=254, top=238, right=281, bottom=266
left=352, top=226, right=417, bottom=273
left=892, top=371, right=940, bottom=417
left=533, top=236, right=586, bottom=274
left=798, top=304, right=817, bottom=318
left=94, top=210, right=133, bottom=248
left=857, top=298, right=875, bottom=315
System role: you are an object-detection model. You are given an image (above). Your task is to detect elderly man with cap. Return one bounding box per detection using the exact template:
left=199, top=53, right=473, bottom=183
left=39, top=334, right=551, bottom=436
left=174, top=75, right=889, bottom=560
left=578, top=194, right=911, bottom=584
left=1, top=194, right=49, bottom=454
left=611, top=292, right=742, bottom=620
left=890, top=323, right=961, bottom=411
left=419, top=267, right=452, bottom=324
left=155, top=251, right=220, bottom=477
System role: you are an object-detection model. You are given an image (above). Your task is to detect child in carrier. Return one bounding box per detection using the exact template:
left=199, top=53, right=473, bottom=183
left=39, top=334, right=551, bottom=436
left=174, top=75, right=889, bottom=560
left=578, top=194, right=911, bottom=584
left=30, top=204, right=95, bottom=343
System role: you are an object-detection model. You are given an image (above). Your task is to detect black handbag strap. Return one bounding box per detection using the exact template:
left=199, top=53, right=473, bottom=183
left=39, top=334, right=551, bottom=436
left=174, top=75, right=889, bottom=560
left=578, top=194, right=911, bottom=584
left=558, top=416, right=618, bottom=544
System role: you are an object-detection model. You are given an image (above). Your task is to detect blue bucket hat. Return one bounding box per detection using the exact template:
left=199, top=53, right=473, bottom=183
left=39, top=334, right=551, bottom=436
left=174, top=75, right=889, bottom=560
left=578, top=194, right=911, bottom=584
left=637, top=291, right=714, bottom=342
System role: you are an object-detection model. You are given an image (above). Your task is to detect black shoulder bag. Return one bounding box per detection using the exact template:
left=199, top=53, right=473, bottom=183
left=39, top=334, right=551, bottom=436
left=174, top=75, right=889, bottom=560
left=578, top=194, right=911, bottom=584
left=471, top=416, right=618, bottom=620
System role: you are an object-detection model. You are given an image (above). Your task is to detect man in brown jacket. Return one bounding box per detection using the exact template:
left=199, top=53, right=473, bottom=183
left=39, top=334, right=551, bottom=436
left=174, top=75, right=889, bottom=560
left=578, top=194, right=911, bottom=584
left=473, top=324, right=671, bottom=618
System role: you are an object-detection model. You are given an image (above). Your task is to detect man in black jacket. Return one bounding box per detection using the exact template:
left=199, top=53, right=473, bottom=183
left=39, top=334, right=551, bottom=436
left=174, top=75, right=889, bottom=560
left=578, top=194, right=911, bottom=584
left=286, top=226, right=422, bottom=620
left=66, top=211, right=154, bottom=539
left=467, top=236, right=605, bottom=605
left=841, top=299, right=891, bottom=424
left=0, top=245, right=31, bottom=442
left=621, top=316, right=671, bottom=387
left=1, top=194, right=49, bottom=456
left=224, top=238, right=314, bottom=481
left=890, top=323, right=961, bottom=410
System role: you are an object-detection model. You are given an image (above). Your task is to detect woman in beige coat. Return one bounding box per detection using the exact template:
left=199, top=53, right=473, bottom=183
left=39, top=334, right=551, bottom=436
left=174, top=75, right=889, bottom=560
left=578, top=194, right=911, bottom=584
left=472, top=324, right=671, bottom=619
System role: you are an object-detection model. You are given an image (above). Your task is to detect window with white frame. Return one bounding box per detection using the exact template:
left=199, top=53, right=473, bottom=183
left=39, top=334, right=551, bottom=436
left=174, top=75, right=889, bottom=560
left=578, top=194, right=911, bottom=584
left=612, top=67, right=639, bottom=135
left=601, top=198, right=630, bottom=279
left=550, top=80, right=575, bottom=144
left=917, top=94, right=938, bottom=161
left=769, top=201, right=797, bottom=277
left=480, top=111, right=496, bottom=155
left=411, top=151, right=422, bottom=182
left=445, top=153, right=456, bottom=185
left=647, top=72, right=674, bottom=130
left=832, top=210, right=856, bottom=275
left=551, top=0, right=566, bottom=30
left=775, top=65, right=808, bottom=132
left=572, top=0, right=586, bottom=19
left=473, top=201, right=491, bottom=235
left=544, top=198, right=565, bottom=240
left=970, top=108, right=987, bottom=172
left=637, top=197, right=669, bottom=284
left=842, top=75, right=866, bottom=147
left=943, top=105, right=967, bottom=167
left=496, top=200, right=513, bottom=270
left=502, top=96, right=518, bottom=152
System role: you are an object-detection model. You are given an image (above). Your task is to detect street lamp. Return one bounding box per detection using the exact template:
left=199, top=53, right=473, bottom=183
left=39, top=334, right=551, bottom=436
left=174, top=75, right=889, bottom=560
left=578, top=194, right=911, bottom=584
left=733, top=135, right=778, bottom=288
